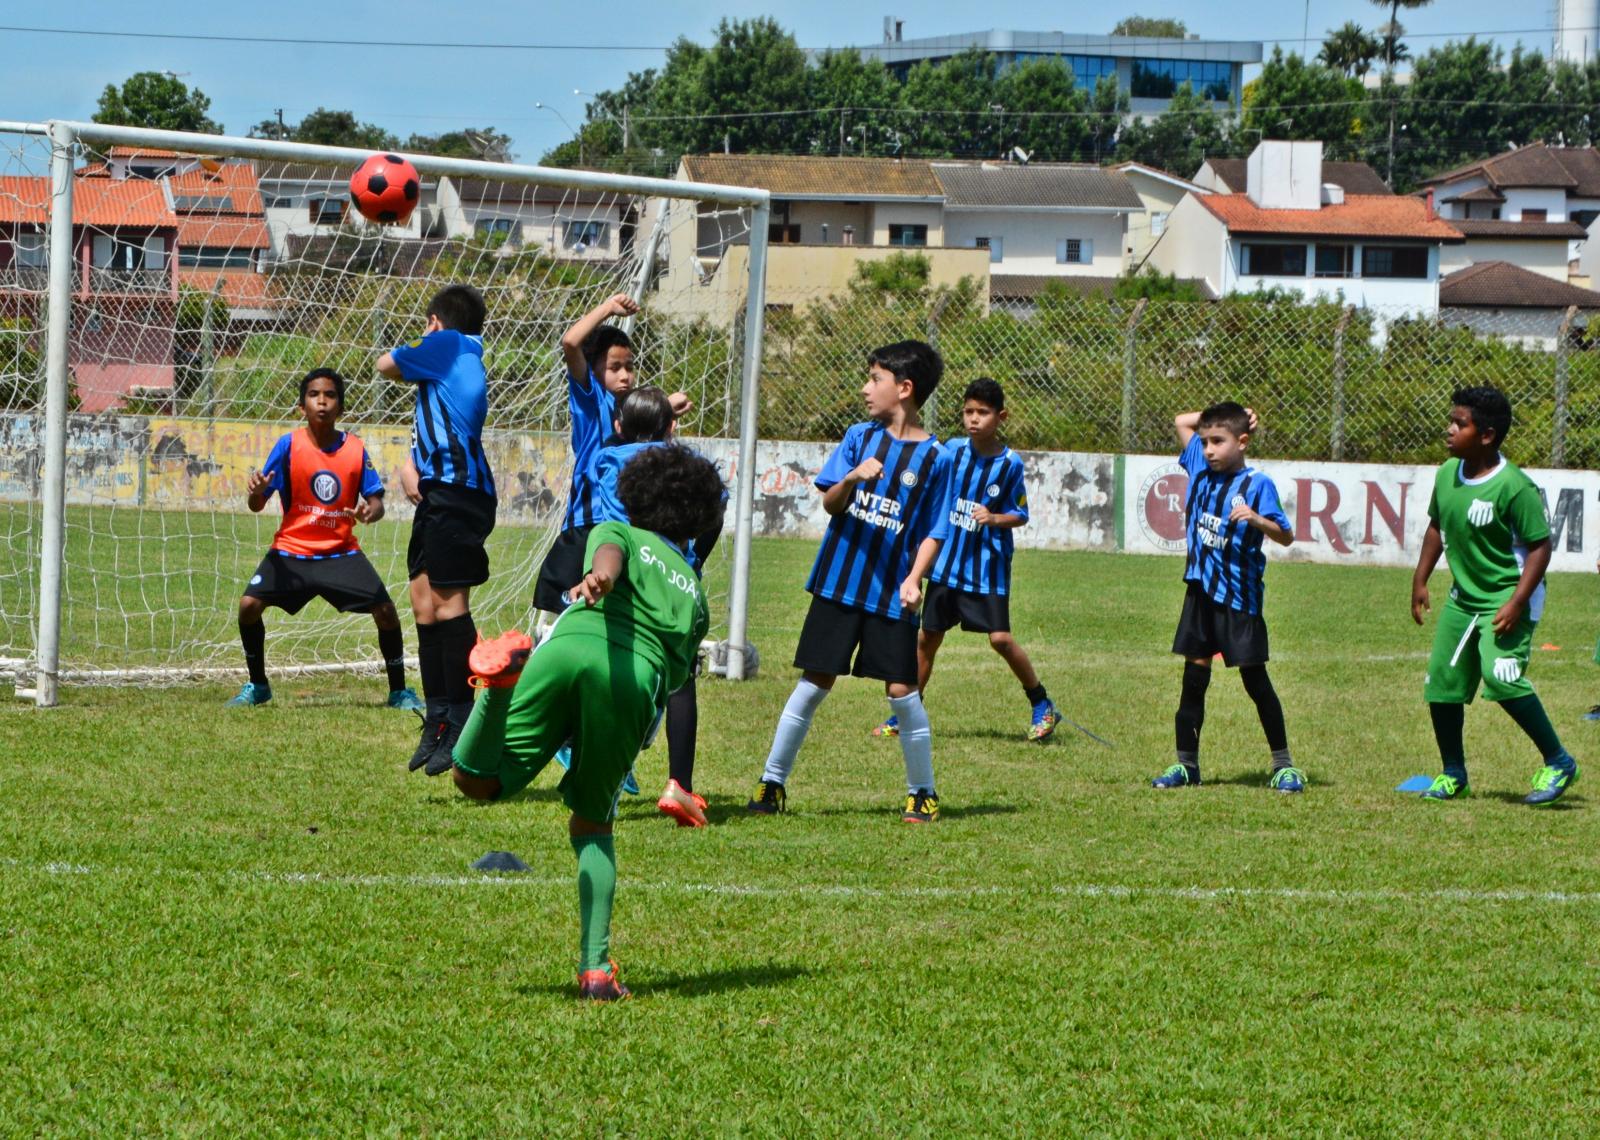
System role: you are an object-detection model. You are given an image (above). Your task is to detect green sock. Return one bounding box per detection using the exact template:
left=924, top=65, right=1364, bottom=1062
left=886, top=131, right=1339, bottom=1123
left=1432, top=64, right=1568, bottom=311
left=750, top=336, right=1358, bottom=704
left=1499, top=694, right=1568, bottom=765
left=453, top=686, right=514, bottom=787
left=571, top=833, right=617, bottom=972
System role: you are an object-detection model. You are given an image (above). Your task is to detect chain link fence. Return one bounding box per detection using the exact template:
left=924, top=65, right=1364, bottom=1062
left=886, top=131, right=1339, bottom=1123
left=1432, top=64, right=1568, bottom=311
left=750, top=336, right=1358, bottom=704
left=758, top=288, right=1600, bottom=469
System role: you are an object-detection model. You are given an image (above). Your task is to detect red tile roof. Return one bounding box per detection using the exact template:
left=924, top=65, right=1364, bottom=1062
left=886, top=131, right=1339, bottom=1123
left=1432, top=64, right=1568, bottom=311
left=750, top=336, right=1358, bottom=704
left=178, top=268, right=279, bottom=309
left=0, top=176, right=176, bottom=227
left=1439, top=260, right=1600, bottom=308
left=1422, top=144, right=1600, bottom=196
left=176, top=216, right=271, bottom=249
left=166, top=162, right=264, bottom=214
left=1198, top=193, right=1463, bottom=241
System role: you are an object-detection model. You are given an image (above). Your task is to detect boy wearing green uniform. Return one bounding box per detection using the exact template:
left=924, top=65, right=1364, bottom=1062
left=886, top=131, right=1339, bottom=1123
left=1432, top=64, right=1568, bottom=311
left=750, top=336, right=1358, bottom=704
left=449, top=445, right=724, bottom=999
left=1411, top=385, right=1580, bottom=805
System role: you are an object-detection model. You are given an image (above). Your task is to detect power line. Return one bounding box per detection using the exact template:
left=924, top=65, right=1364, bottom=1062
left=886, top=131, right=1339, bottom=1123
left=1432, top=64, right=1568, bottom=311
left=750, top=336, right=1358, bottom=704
left=7, top=21, right=1600, bottom=54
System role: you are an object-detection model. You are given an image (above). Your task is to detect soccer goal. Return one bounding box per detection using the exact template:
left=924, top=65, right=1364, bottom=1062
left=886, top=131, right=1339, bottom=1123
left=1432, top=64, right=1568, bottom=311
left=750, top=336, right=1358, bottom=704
left=0, top=120, right=771, bottom=706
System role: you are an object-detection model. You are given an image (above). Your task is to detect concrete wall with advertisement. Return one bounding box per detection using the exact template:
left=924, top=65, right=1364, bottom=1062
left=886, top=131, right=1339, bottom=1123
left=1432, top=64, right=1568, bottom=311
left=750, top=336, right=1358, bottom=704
left=3, top=413, right=1593, bottom=574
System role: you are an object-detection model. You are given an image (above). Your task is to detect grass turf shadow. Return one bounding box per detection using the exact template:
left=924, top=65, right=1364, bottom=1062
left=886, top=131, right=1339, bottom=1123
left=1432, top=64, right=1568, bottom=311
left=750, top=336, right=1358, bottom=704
left=516, top=962, right=813, bottom=1000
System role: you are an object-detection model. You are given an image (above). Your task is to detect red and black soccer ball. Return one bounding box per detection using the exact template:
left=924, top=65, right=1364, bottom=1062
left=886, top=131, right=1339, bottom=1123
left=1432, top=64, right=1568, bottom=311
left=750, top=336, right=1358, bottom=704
left=349, top=153, right=420, bottom=225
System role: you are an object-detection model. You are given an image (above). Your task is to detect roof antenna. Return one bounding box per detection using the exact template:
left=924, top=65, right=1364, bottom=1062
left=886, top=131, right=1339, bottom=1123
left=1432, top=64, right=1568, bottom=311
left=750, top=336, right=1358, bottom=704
left=1011, top=146, right=1032, bottom=165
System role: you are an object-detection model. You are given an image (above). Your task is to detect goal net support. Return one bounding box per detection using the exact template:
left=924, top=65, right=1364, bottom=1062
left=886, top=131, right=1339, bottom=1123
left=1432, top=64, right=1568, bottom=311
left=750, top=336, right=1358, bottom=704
left=0, top=120, right=770, bottom=706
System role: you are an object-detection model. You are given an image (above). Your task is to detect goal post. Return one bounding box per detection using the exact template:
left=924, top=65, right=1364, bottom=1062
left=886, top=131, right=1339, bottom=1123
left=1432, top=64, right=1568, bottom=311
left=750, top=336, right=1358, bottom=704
left=7, top=120, right=770, bottom=706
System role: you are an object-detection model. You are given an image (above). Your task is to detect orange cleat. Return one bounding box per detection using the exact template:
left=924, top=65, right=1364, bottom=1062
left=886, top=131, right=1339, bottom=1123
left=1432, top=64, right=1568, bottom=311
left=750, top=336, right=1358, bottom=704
left=577, top=960, right=631, bottom=1001
left=657, top=778, right=708, bottom=827
left=468, top=630, right=533, bottom=688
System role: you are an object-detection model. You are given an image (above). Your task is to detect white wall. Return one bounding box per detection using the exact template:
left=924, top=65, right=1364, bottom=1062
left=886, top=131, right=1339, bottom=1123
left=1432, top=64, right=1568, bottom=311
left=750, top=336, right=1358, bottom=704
left=1439, top=239, right=1570, bottom=280
left=1142, top=193, right=1227, bottom=291
left=1502, top=187, right=1569, bottom=221
left=867, top=202, right=944, bottom=247
left=1246, top=141, right=1323, bottom=210
left=943, top=210, right=1124, bottom=275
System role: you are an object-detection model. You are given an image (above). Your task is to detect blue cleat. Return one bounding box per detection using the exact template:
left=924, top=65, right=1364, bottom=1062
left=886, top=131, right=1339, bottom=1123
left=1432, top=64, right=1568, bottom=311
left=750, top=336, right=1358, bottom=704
left=1151, top=763, right=1199, bottom=789
left=553, top=743, right=572, bottom=771
left=386, top=687, right=424, bottom=711
left=1584, top=705, right=1600, bottom=722
left=1269, top=766, right=1306, bottom=794
left=1525, top=758, right=1580, bottom=806
left=225, top=682, right=271, bottom=707
left=622, top=769, right=640, bottom=796
left=873, top=715, right=900, bottom=738
left=1028, top=700, right=1059, bottom=743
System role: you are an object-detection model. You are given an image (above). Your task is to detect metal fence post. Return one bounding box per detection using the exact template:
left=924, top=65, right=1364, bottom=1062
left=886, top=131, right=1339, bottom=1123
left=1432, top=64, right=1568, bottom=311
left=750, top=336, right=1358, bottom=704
left=1552, top=304, right=1577, bottom=468
left=1331, top=305, right=1353, bottom=461
left=1121, top=298, right=1148, bottom=453
left=925, top=293, right=950, bottom=440
left=199, top=284, right=217, bottom=418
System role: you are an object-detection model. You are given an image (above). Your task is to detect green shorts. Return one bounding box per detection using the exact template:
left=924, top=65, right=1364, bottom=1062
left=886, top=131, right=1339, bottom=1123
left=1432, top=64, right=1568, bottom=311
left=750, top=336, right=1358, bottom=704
left=453, top=632, right=664, bottom=822
left=1424, top=600, right=1537, bottom=705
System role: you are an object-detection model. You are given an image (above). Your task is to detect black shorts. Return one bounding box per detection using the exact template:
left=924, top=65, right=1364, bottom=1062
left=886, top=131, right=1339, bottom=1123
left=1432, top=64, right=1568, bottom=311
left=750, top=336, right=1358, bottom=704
left=533, top=525, right=593, bottom=612
left=407, top=482, right=496, bottom=588
left=244, top=550, right=392, bottom=616
left=793, top=595, right=919, bottom=685
left=922, top=582, right=1010, bottom=634
left=1171, top=583, right=1270, bottom=667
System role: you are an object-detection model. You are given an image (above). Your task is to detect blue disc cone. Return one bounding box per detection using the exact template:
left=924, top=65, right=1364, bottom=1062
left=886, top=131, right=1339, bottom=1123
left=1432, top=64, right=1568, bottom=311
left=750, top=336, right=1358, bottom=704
left=472, top=850, right=531, bottom=873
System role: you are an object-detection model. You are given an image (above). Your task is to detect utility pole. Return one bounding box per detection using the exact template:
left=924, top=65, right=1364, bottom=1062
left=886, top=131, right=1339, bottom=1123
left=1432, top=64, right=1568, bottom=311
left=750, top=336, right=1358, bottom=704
left=840, top=109, right=847, bottom=156
left=274, top=108, right=286, bottom=140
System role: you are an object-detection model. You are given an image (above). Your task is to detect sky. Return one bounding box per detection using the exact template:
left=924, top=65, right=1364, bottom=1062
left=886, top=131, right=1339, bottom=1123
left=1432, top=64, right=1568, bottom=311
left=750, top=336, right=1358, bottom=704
left=0, top=0, right=1572, bottom=163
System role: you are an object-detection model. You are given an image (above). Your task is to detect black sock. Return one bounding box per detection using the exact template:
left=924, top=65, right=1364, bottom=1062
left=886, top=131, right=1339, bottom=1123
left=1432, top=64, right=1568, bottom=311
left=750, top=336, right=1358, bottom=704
left=436, top=612, right=477, bottom=726
left=1239, top=664, right=1289, bottom=754
left=667, top=678, right=698, bottom=793
left=1430, top=702, right=1467, bottom=780
left=1024, top=683, right=1048, bottom=706
left=240, top=619, right=267, bottom=687
left=416, top=621, right=444, bottom=721
left=378, top=625, right=406, bottom=691
left=1500, top=694, right=1567, bottom=764
left=1175, top=661, right=1210, bottom=771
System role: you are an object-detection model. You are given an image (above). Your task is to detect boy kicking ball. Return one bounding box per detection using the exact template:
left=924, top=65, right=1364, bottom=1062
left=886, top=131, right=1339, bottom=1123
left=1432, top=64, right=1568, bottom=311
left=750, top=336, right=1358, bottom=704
left=1151, top=402, right=1304, bottom=793
left=1411, top=385, right=1580, bottom=804
left=447, top=444, right=724, bottom=1000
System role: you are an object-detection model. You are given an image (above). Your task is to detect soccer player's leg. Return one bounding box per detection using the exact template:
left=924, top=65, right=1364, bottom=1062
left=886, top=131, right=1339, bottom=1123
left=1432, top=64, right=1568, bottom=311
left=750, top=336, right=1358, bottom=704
left=1478, top=618, right=1581, bottom=805
left=860, top=612, right=935, bottom=821
left=752, top=597, right=857, bottom=813
left=1421, top=603, right=1481, bottom=799
left=1160, top=585, right=1213, bottom=787
left=406, top=498, right=449, bottom=770
left=418, top=485, right=497, bottom=776
left=317, top=549, right=418, bottom=710
left=452, top=634, right=574, bottom=801
left=976, top=591, right=1055, bottom=742
left=659, top=671, right=707, bottom=827
left=561, top=643, right=662, bottom=1000
left=231, top=590, right=272, bottom=706
left=230, top=552, right=312, bottom=706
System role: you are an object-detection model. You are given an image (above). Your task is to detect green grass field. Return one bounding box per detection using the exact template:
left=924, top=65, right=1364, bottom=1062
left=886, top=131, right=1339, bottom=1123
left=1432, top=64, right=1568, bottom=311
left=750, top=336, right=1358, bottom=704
left=5, top=538, right=1600, bottom=1135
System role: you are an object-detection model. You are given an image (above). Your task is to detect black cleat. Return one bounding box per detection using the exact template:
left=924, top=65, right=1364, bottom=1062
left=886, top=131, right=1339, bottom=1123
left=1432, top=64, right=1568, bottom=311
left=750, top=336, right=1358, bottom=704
left=424, top=719, right=465, bottom=777
left=408, top=716, right=446, bottom=772
left=746, top=779, right=786, bottom=815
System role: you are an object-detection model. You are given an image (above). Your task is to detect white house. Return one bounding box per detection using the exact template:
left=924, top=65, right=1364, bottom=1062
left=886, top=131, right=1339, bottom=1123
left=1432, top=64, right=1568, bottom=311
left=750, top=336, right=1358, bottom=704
left=1146, top=141, right=1462, bottom=313
left=1440, top=259, right=1600, bottom=348
left=256, top=161, right=440, bottom=264
left=1112, top=161, right=1211, bottom=267
left=435, top=178, right=635, bottom=261
left=1194, top=156, right=1391, bottom=197
left=1419, top=144, right=1600, bottom=283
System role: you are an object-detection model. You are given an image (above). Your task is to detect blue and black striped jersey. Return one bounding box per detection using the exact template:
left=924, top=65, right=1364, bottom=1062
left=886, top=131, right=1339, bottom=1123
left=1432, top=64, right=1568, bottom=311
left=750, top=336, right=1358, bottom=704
left=390, top=329, right=495, bottom=497
left=805, top=422, right=951, bottom=622
left=928, top=437, right=1028, bottom=596
left=561, top=368, right=618, bottom=530
left=1179, top=433, right=1290, bottom=616
left=587, top=439, right=726, bottom=572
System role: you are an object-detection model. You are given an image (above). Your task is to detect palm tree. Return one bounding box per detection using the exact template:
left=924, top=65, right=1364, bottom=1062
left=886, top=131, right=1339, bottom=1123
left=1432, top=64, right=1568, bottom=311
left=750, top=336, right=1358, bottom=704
left=1370, top=0, right=1434, bottom=71
left=1319, top=21, right=1381, bottom=78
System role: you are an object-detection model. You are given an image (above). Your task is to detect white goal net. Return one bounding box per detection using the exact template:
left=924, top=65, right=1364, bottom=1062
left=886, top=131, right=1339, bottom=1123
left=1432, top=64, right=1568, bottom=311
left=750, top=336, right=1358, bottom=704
left=0, top=122, right=769, bottom=704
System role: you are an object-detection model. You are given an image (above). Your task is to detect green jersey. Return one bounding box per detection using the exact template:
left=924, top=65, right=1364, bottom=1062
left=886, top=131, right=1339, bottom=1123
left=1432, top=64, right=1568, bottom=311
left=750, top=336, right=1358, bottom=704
left=548, top=520, right=709, bottom=693
left=1427, top=457, right=1549, bottom=618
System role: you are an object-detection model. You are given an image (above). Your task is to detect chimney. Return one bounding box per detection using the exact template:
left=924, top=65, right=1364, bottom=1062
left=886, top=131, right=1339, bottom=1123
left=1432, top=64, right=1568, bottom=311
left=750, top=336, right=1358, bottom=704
left=1424, top=187, right=1436, bottom=219
left=1246, top=140, right=1324, bottom=211
left=883, top=16, right=903, bottom=43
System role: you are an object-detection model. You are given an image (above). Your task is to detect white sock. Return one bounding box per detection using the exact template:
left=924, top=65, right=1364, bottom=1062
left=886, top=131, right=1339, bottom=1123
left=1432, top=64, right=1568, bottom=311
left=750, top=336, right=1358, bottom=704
left=761, top=678, right=829, bottom=785
left=889, top=692, right=934, bottom=794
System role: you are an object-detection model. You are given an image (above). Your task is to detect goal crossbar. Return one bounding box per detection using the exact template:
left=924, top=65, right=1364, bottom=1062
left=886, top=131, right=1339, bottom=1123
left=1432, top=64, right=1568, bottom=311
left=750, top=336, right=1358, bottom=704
left=23, top=120, right=771, bottom=706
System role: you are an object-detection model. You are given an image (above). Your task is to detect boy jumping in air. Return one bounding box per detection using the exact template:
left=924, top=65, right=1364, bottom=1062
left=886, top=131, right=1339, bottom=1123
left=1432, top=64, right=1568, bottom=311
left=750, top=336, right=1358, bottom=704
left=1411, top=385, right=1580, bottom=804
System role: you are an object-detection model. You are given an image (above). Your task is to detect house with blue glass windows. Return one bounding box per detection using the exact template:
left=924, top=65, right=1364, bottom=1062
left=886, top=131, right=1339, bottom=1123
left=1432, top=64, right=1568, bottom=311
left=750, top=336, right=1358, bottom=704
left=845, top=24, right=1262, bottom=115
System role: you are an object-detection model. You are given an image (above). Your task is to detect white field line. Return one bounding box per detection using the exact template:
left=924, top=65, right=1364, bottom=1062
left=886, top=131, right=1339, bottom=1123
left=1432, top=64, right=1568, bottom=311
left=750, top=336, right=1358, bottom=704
left=9, top=859, right=1600, bottom=906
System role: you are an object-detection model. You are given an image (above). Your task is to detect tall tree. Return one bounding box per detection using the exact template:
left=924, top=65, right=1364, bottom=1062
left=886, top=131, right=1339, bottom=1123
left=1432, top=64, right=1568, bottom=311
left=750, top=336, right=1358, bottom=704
left=994, top=57, right=1093, bottom=161
left=806, top=50, right=903, bottom=156
left=901, top=49, right=1000, bottom=157
left=94, top=72, right=222, bottom=134
left=1114, top=83, right=1232, bottom=176
left=1318, top=22, right=1381, bottom=78
left=403, top=128, right=513, bottom=161
left=292, top=108, right=398, bottom=150
left=645, top=18, right=809, bottom=156
left=1370, top=0, right=1434, bottom=71
left=1112, top=16, right=1188, bottom=37
left=1242, top=48, right=1364, bottom=152
left=1381, top=37, right=1505, bottom=190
